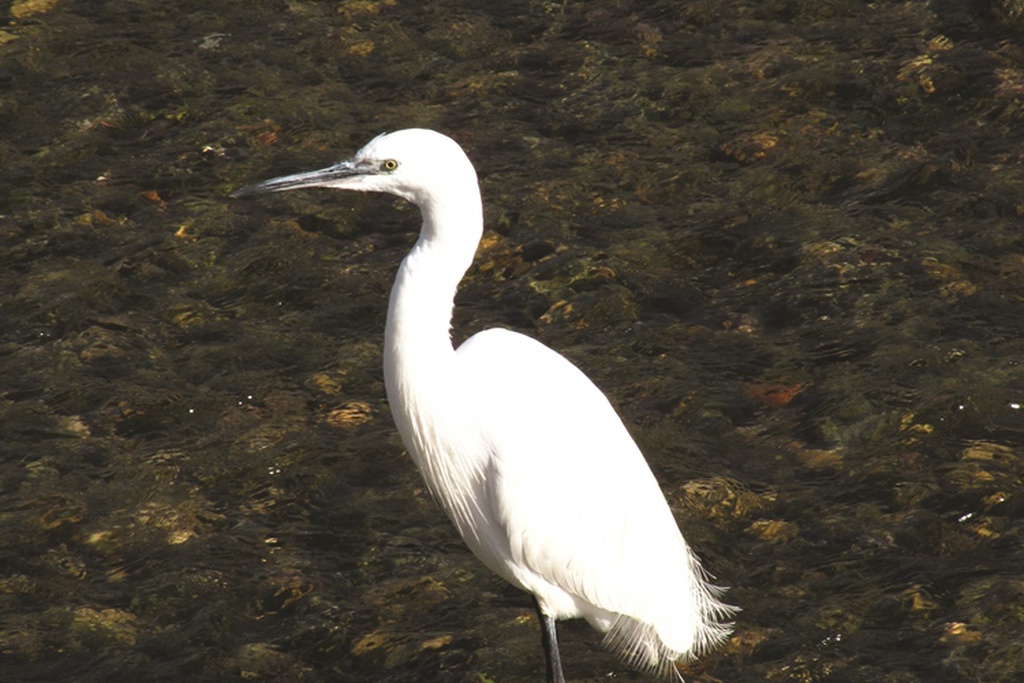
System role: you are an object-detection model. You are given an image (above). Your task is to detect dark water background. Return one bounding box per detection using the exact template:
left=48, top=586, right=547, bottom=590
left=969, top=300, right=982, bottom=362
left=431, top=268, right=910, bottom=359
left=3, top=1, right=1024, bottom=681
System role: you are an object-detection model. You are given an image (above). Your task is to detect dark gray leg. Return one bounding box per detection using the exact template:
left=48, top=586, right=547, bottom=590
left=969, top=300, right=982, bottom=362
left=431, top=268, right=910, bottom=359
left=534, top=597, right=567, bottom=683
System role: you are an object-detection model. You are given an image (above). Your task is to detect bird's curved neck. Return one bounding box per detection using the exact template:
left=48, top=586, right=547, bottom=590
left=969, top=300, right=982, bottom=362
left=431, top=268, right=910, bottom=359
left=382, top=192, right=483, bottom=462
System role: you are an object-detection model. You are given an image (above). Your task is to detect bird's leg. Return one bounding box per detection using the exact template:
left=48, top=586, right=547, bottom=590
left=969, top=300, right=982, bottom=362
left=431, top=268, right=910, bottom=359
left=534, top=597, right=567, bottom=683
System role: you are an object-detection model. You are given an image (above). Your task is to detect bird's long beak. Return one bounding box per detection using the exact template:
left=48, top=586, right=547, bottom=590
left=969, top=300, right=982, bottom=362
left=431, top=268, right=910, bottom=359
left=231, top=160, right=361, bottom=198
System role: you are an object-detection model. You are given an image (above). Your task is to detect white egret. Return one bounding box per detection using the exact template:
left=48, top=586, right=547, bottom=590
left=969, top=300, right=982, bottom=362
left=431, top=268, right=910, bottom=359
left=233, top=129, right=736, bottom=681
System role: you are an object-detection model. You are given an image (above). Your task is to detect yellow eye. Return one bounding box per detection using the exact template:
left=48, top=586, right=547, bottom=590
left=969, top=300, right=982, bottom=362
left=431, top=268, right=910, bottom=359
left=382, top=159, right=399, bottom=171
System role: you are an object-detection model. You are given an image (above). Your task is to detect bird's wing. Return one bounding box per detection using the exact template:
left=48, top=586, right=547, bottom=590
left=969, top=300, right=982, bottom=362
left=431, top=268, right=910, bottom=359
left=455, top=328, right=704, bottom=642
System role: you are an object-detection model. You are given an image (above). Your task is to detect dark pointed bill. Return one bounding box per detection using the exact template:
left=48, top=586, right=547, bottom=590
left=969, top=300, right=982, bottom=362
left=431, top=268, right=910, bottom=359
left=230, top=160, right=360, bottom=198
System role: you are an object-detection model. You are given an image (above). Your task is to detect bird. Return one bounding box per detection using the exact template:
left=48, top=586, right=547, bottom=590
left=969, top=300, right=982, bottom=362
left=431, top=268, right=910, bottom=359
left=232, top=129, right=736, bottom=682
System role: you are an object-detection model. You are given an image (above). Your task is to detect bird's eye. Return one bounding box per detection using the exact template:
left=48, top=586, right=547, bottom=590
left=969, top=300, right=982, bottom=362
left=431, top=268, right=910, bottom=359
left=382, top=159, right=399, bottom=172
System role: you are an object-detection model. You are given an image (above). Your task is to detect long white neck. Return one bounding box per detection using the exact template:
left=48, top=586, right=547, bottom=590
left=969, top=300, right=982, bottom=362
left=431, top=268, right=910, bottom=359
left=382, top=189, right=484, bottom=478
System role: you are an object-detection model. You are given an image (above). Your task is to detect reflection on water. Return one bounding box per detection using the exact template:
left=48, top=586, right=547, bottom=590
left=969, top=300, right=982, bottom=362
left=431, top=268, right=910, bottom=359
left=2, top=0, right=1024, bottom=681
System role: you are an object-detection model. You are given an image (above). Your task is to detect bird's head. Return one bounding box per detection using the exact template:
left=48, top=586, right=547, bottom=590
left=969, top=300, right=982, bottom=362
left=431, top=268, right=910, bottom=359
left=231, top=128, right=478, bottom=208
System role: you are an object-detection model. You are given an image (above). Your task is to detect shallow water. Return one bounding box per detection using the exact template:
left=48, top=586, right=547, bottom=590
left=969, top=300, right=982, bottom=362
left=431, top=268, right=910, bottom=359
left=2, top=1, right=1024, bottom=682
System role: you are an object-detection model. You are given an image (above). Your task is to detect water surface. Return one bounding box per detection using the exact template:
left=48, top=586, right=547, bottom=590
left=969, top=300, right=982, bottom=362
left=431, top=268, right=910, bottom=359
left=2, top=1, right=1024, bottom=681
